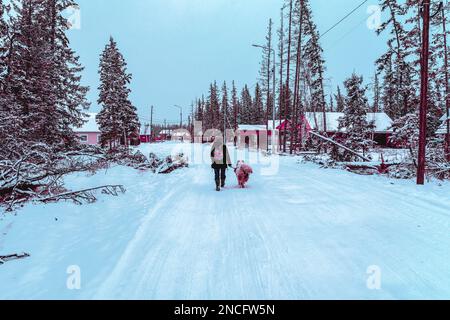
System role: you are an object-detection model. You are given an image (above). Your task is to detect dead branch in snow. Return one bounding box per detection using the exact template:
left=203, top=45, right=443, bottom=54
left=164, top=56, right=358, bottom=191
left=38, top=185, right=126, bottom=205
left=0, top=252, right=30, bottom=265
left=309, top=131, right=372, bottom=162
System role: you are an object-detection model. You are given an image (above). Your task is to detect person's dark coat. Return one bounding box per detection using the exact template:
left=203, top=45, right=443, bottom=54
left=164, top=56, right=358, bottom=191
left=211, top=144, right=232, bottom=169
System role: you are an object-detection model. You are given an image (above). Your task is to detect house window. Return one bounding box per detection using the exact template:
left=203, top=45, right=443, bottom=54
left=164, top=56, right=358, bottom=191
left=97, top=134, right=101, bottom=143
left=79, top=135, right=88, bottom=143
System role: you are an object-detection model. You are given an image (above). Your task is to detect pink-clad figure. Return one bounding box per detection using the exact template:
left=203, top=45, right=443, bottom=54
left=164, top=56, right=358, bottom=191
left=234, top=161, right=253, bottom=189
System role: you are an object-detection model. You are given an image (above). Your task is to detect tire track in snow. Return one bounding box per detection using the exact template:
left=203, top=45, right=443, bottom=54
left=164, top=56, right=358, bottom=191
left=93, top=171, right=191, bottom=299
left=93, top=147, right=450, bottom=299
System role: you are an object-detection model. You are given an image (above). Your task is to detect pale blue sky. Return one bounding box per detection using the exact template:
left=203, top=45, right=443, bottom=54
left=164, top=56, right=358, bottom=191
left=68, top=0, right=387, bottom=125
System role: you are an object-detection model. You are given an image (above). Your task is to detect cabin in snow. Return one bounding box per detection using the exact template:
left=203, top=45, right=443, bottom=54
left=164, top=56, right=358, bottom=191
left=73, top=113, right=101, bottom=145
left=237, top=112, right=394, bottom=150
left=74, top=112, right=140, bottom=146
left=236, top=124, right=277, bottom=149
left=277, top=112, right=393, bottom=147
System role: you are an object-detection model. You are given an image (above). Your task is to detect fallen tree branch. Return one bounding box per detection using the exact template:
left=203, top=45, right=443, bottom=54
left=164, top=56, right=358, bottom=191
left=0, top=252, right=30, bottom=265
left=38, top=185, right=126, bottom=205
left=309, top=131, right=372, bottom=162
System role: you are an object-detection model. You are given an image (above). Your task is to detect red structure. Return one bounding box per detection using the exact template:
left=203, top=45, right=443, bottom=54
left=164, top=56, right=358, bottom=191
left=277, top=112, right=394, bottom=148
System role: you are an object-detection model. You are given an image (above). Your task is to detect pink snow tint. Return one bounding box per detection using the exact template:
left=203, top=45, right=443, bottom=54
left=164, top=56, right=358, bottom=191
left=0, top=142, right=449, bottom=300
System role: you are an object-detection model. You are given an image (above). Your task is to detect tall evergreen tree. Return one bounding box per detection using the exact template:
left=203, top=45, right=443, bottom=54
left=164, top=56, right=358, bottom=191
left=329, top=94, right=334, bottom=112
left=4, top=0, right=89, bottom=146
left=338, top=73, right=375, bottom=159
left=44, top=0, right=90, bottom=142
left=0, top=0, right=17, bottom=144
left=334, top=85, right=345, bottom=112
left=372, top=71, right=381, bottom=113
left=206, top=81, right=220, bottom=130
left=239, top=84, right=253, bottom=124
left=376, top=0, right=418, bottom=119
left=303, top=0, right=326, bottom=115
left=253, top=83, right=264, bottom=125
left=97, top=37, right=139, bottom=148
left=221, top=81, right=230, bottom=130
left=195, top=97, right=204, bottom=124
left=259, top=19, right=273, bottom=127
left=231, top=81, right=240, bottom=129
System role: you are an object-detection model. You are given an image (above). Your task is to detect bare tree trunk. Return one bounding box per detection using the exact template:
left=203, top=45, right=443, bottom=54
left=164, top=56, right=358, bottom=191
left=291, top=0, right=304, bottom=154
left=279, top=8, right=285, bottom=150
left=284, top=0, right=293, bottom=153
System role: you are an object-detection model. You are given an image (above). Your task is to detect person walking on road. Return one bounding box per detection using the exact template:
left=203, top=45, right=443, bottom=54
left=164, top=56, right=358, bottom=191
left=210, top=136, right=232, bottom=191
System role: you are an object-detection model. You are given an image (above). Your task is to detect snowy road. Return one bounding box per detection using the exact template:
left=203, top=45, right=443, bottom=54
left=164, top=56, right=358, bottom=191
left=1, top=143, right=449, bottom=299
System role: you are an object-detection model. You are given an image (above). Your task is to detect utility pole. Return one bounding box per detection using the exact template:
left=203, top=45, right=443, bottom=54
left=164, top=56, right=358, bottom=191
left=164, top=119, right=167, bottom=141
left=279, top=5, right=286, bottom=152
left=291, top=0, right=304, bottom=154
left=442, top=1, right=450, bottom=161
left=284, top=0, right=293, bottom=153
left=272, top=47, right=277, bottom=153
left=224, top=94, right=227, bottom=143
left=252, top=41, right=276, bottom=152
left=191, top=102, right=195, bottom=143
left=417, top=0, right=431, bottom=185
left=174, top=105, right=183, bottom=128
left=150, top=105, right=154, bottom=143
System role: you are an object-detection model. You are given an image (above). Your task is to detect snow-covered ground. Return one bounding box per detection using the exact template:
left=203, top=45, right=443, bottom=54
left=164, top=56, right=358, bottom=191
left=0, top=142, right=449, bottom=300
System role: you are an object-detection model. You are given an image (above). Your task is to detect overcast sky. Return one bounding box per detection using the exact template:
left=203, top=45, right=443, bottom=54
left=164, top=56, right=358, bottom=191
left=68, top=0, right=387, bottom=125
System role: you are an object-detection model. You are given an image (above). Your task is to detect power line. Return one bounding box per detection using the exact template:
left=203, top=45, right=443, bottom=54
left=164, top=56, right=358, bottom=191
left=319, top=0, right=369, bottom=40
left=325, top=15, right=368, bottom=52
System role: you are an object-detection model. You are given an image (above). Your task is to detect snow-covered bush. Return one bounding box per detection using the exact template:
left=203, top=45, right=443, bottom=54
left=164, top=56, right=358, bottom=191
left=302, top=154, right=338, bottom=169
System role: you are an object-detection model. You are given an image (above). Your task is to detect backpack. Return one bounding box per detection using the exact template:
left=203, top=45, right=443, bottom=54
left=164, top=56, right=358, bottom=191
left=213, top=147, right=224, bottom=162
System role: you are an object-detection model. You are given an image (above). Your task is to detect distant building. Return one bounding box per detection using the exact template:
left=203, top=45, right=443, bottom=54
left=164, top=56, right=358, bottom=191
left=74, top=112, right=140, bottom=146
left=238, top=112, right=394, bottom=149
left=73, top=113, right=101, bottom=145
left=301, top=112, right=394, bottom=147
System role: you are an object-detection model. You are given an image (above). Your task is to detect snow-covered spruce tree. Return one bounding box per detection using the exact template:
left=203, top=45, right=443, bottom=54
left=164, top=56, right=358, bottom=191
left=384, top=0, right=448, bottom=149
left=253, top=83, right=264, bottom=125
left=239, top=84, right=253, bottom=125
left=428, top=1, right=450, bottom=134
left=390, top=112, right=419, bottom=149
left=5, top=0, right=56, bottom=144
left=0, top=0, right=8, bottom=83
left=43, top=0, right=90, bottom=146
left=378, top=51, right=398, bottom=117
left=5, top=0, right=89, bottom=147
left=290, top=0, right=307, bottom=152
left=258, top=19, right=274, bottom=126
left=277, top=6, right=286, bottom=124
left=334, top=85, right=345, bottom=112
left=281, top=84, right=293, bottom=119
left=205, top=81, right=220, bottom=130
left=303, top=0, right=326, bottom=116
left=220, top=81, right=231, bottom=130
left=282, top=0, right=294, bottom=144
left=230, top=81, right=240, bottom=129
left=329, top=94, right=334, bottom=112
left=97, top=37, right=139, bottom=148
left=336, top=73, right=375, bottom=161
left=195, top=97, right=204, bottom=125
left=391, top=110, right=443, bottom=151
left=203, top=93, right=212, bottom=130
left=0, top=0, right=17, bottom=145
left=376, top=0, right=418, bottom=120
left=372, top=71, right=381, bottom=112
left=200, top=95, right=206, bottom=130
